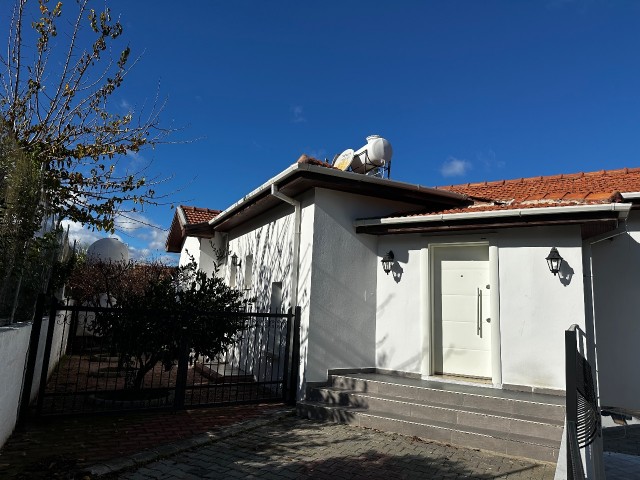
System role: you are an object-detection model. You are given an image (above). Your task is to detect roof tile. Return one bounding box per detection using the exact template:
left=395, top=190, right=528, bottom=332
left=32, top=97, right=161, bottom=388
left=180, top=205, right=221, bottom=225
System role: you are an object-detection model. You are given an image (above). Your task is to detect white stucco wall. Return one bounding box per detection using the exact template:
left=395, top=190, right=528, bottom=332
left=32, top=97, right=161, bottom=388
left=0, top=307, right=72, bottom=448
left=226, top=192, right=316, bottom=396
left=306, top=189, right=424, bottom=385
left=0, top=323, right=31, bottom=447
left=376, top=235, right=431, bottom=374
left=179, top=236, right=201, bottom=267
left=376, top=225, right=585, bottom=392
left=198, top=235, right=226, bottom=277
left=498, top=226, right=585, bottom=391
left=591, top=213, right=640, bottom=410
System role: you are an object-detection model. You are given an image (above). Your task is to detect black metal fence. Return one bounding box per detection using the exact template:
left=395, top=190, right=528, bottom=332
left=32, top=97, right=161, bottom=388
left=565, top=324, right=601, bottom=480
left=28, top=300, right=301, bottom=417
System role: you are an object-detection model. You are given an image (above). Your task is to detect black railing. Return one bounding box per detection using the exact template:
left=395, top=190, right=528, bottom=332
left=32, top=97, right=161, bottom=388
left=565, top=324, right=600, bottom=480
left=31, top=301, right=301, bottom=416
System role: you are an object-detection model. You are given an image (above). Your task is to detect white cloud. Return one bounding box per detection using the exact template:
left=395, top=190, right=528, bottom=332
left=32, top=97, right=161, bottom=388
left=119, top=99, right=132, bottom=111
left=61, top=220, right=120, bottom=249
left=478, top=150, right=506, bottom=172
left=440, top=157, right=472, bottom=177
left=61, top=212, right=174, bottom=263
left=291, top=105, right=306, bottom=123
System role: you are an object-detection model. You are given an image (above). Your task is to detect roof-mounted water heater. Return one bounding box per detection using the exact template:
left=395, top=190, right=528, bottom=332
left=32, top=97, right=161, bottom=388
left=332, top=135, right=393, bottom=178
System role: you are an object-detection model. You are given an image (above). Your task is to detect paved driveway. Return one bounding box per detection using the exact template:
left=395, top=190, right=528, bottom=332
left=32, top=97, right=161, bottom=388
left=115, top=416, right=555, bottom=480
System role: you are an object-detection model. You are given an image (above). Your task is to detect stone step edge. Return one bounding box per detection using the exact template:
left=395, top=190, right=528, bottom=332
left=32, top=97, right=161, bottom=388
left=329, top=375, right=565, bottom=407
left=314, top=387, right=565, bottom=427
left=298, top=401, right=561, bottom=449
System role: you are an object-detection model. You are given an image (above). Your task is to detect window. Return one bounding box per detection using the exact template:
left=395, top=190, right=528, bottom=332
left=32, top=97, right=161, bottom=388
left=243, top=255, right=253, bottom=290
left=270, top=282, right=283, bottom=313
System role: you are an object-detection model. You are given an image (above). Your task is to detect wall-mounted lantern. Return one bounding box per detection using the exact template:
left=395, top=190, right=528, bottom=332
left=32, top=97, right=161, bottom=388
left=231, top=253, right=241, bottom=268
left=546, top=247, right=563, bottom=276
left=381, top=251, right=394, bottom=275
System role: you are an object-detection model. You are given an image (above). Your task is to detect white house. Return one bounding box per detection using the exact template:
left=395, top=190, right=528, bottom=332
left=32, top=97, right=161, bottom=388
left=166, top=154, right=640, bottom=469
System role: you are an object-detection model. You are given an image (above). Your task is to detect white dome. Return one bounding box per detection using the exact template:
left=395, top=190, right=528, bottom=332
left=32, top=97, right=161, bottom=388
left=87, top=238, right=129, bottom=263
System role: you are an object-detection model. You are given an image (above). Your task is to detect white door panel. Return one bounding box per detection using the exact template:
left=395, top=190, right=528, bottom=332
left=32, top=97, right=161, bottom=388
left=442, top=348, right=492, bottom=378
left=433, top=245, right=492, bottom=378
left=442, top=321, right=490, bottom=350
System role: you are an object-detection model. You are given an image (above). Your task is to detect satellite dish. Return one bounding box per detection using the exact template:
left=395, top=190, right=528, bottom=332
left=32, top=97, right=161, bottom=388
left=333, top=149, right=354, bottom=171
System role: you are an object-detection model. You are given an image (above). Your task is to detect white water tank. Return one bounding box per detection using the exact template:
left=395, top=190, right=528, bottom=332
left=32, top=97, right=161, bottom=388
left=87, top=238, right=129, bottom=263
left=351, top=135, right=393, bottom=174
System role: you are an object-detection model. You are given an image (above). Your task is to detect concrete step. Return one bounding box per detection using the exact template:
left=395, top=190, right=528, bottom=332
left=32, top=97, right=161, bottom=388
left=328, top=373, right=565, bottom=424
left=309, top=387, right=563, bottom=443
left=299, top=373, right=565, bottom=463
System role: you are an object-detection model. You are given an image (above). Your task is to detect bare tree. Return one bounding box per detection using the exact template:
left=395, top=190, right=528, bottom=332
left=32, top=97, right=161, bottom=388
left=1, top=0, right=171, bottom=233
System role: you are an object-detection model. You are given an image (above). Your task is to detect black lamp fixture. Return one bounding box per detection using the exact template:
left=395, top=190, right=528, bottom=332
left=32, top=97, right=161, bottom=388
left=231, top=253, right=241, bottom=268
left=381, top=251, right=394, bottom=275
left=546, top=247, right=563, bottom=276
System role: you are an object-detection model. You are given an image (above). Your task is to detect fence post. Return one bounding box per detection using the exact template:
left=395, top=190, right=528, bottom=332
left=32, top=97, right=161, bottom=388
left=565, top=327, right=578, bottom=480
left=282, top=309, right=293, bottom=403
left=35, top=298, right=59, bottom=416
left=174, top=327, right=189, bottom=410
left=17, top=293, right=46, bottom=426
left=286, top=306, right=301, bottom=406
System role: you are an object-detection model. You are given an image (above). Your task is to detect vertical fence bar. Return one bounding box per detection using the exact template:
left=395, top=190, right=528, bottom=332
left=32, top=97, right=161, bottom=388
left=36, top=298, right=59, bottom=415
left=18, top=293, right=46, bottom=425
left=174, top=329, right=189, bottom=410
left=565, top=327, right=578, bottom=480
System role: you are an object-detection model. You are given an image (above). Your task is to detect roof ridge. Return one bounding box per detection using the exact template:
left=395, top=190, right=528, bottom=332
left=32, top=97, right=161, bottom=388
left=179, top=205, right=222, bottom=214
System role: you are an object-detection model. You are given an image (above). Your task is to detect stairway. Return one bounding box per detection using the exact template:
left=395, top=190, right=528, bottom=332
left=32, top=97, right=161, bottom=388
left=297, top=372, right=565, bottom=463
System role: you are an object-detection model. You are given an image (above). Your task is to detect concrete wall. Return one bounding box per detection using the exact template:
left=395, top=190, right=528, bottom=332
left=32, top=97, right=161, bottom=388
left=498, top=226, right=585, bottom=391
left=307, top=189, right=424, bottom=385
left=198, top=235, right=226, bottom=276
left=591, top=213, right=640, bottom=410
left=223, top=188, right=423, bottom=395
left=0, top=306, right=72, bottom=449
left=0, top=323, right=31, bottom=447
left=179, top=237, right=201, bottom=267
left=226, top=191, right=316, bottom=397
left=376, top=225, right=585, bottom=392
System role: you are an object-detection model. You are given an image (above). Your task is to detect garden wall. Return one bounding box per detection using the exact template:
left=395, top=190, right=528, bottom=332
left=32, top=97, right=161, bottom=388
left=0, top=323, right=31, bottom=447
left=0, top=307, right=71, bottom=449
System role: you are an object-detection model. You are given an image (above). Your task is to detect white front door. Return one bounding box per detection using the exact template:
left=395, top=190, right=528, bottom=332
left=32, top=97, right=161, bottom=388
left=433, top=245, right=492, bottom=379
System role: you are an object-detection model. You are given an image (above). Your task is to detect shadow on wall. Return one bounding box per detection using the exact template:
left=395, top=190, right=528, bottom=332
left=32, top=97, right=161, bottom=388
left=388, top=248, right=409, bottom=284
left=559, top=261, right=574, bottom=287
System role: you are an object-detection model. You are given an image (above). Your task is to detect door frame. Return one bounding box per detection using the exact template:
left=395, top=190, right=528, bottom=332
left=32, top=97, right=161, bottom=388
left=420, top=239, right=502, bottom=385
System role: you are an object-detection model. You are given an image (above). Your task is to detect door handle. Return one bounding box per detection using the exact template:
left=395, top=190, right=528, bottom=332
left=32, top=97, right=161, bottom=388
left=477, top=288, right=482, bottom=337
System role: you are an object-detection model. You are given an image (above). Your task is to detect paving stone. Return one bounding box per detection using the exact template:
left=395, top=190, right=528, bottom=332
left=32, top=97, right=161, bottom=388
left=113, top=416, right=555, bottom=479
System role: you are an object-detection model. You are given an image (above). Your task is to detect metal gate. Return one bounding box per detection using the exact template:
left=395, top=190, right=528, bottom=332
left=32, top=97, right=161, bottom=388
left=29, top=299, right=301, bottom=416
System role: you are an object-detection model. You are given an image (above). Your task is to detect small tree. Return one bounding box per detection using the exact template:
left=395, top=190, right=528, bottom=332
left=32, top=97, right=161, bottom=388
left=69, top=259, right=244, bottom=390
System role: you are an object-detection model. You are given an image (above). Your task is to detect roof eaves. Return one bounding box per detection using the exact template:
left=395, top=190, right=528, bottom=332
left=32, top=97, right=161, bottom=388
left=209, top=162, right=470, bottom=229
left=354, top=202, right=632, bottom=228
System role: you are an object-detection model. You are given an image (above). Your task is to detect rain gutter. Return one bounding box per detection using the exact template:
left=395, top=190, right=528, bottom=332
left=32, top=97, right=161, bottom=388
left=354, top=202, right=632, bottom=228
left=208, top=163, right=468, bottom=230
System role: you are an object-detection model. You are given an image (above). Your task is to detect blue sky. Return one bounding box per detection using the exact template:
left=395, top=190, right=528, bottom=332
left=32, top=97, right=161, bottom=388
left=13, top=0, right=640, bottom=259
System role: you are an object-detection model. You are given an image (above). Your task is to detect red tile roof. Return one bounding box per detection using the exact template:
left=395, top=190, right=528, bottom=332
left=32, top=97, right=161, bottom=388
left=180, top=205, right=221, bottom=225
left=436, top=167, right=640, bottom=205
left=381, top=167, right=640, bottom=219
left=166, top=205, right=221, bottom=253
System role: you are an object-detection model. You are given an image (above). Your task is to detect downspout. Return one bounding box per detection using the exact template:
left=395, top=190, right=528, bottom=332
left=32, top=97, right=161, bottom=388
left=271, top=185, right=301, bottom=307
